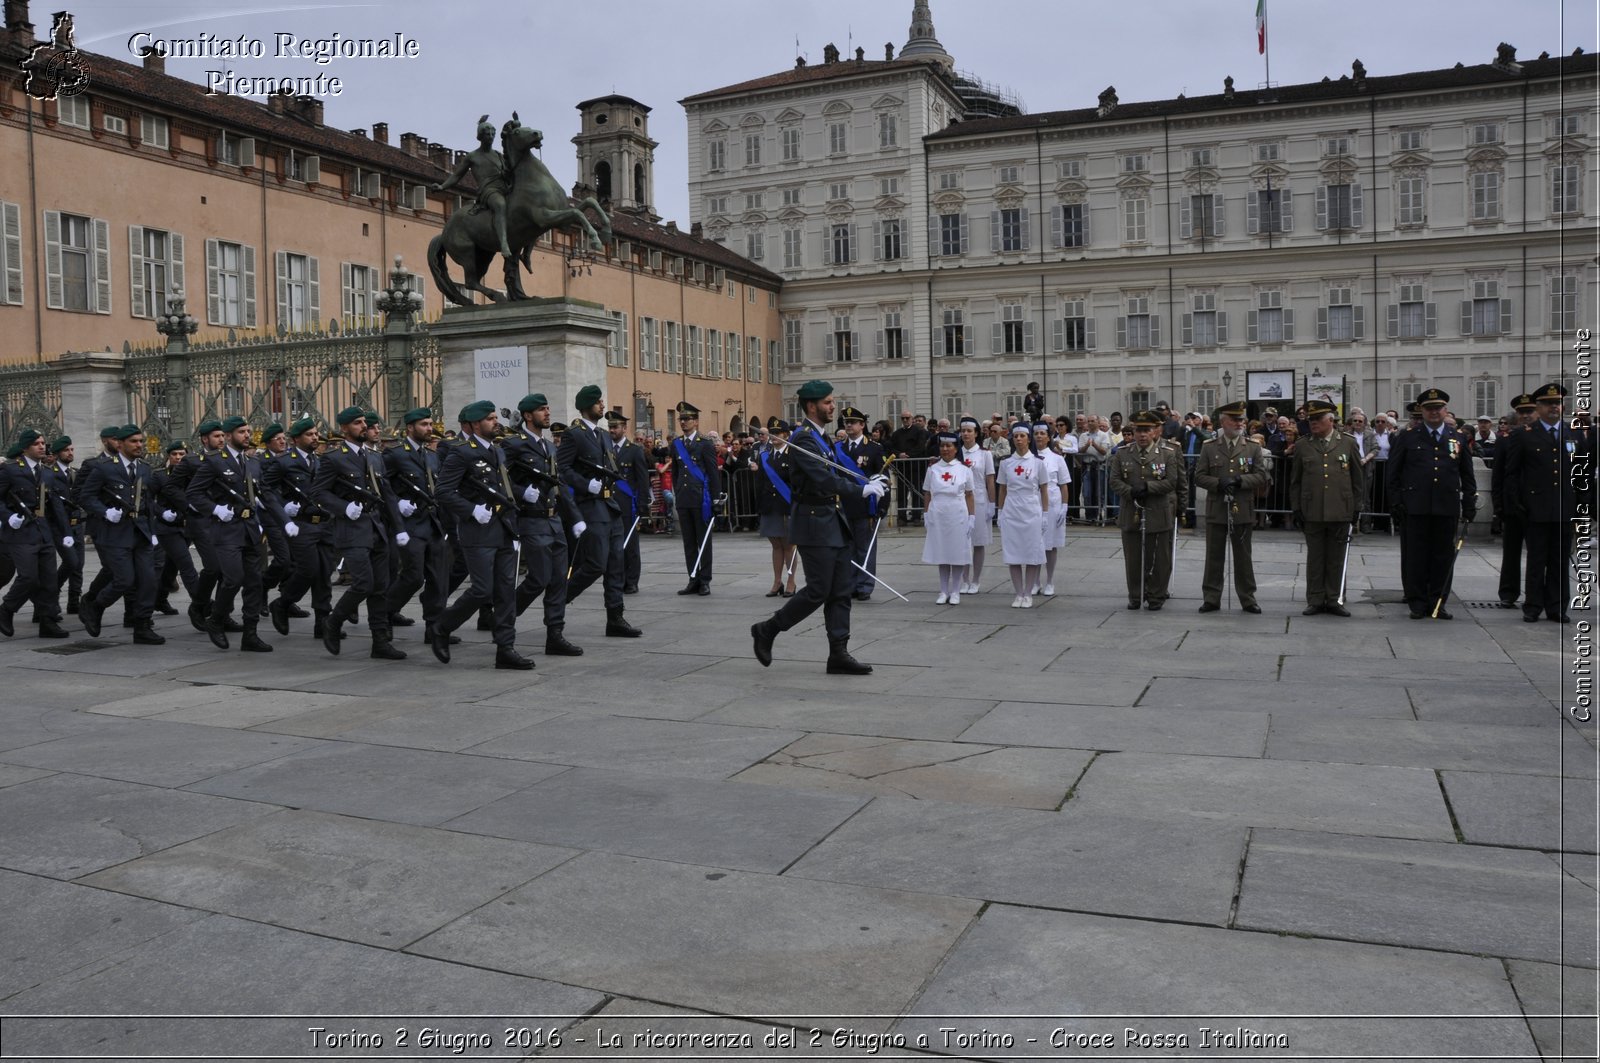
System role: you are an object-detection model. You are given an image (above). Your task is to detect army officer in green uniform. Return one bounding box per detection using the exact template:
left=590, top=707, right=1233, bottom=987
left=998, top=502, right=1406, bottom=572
left=1193, top=401, right=1271, bottom=613
left=1108, top=410, right=1184, bottom=610
left=1291, top=399, right=1365, bottom=616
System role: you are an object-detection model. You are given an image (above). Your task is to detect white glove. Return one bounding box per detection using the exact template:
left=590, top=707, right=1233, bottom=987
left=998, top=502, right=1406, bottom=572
left=344, top=501, right=363, bottom=520
left=105, top=507, right=123, bottom=524
left=283, top=501, right=301, bottom=518
left=285, top=521, right=299, bottom=538
left=1055, top=509, right=1067, bottom=529
left=6, top=514, right=23, bottom=530
left=587, top=478, right=603, bottom=496
left=149, top=534, right=158, bottom=547
left=968, top=513, right=978, bottom=531
left=472, top=503, right=493, bottom=525
left=161, top=509, right=177, bottom=523
left=394, top=531, right=411, bottom=546
left=861, top=479, right=887, bottom=500
left=212, top=504, right=234, bottom=523
left=62, top=535, right=74, bottom=548
left=397, top=499, right=417, bottom=517
left=522, top=485, right=541, bottom=504
left=572, top=520, right=587, bottom=538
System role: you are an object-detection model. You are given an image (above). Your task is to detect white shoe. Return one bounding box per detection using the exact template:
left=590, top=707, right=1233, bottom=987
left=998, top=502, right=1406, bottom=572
left=1010, top=596, right=1023, bottom=608
left=1029, top=584, right=1040, bottom=595
left=949, top=592, right=960, bottom=605
left=935, top=592, right=949, bottom=605
left=1022, top=595, right=1033, bottom=608
left=1041, top=583, right=1055, bottom=596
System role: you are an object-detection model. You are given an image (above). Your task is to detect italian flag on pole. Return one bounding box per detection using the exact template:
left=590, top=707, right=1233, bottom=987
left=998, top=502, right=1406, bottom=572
left=1256, top=0, right=1267, bottom=54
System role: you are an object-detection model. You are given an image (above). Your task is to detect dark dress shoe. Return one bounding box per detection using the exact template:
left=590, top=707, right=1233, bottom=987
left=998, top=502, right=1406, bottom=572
left=371, top=640, right=407, bottom=660
left=240, top=629, right=273, bottom=652
left=695, top=582, right=710, bottom=596
left=1302, top=605, right=1323, bottom=616
left=1242, top=604, right=1262, bottom=614
left=544, top=631, right=584, bottom=656
left=188, top=604, right=207, bottom=633
left=430, top=627, right=452, bottom=664
left=826, top=651, right=874, bottom=675
left=1146, top=602, right=1163, bottom=611
left=751, top=621, right=775, bottom=667
left=389, top=613, right=415, bottom=627
left=321, top=619, right=343, bottom=656
left=269, top=599, right=291, bottom=636
left=1434, top=609, right=1454, bottom=620
left=425, top=625, right=461, bottom=646
left=1197, top=602, right=1221, bottom=613
left=80, top=600, right=104, bottom=638
left=1127, top=601, right=1141, bottom=610
left=0, top=605, right=13, bottom=638
left=623, top=584, right=639, bottom=594
left=133, top=624, right=165, bottom=645
left=154, top=600, right=179, bottom=616
left=1524, top=611, right=1542, bottom=623
left=204, top=617, right=229, bottom=650
left=852, top=591, right=870, bottom=601
left=1410, top=609, right=1428, bottom=620
left=677, top=581, right=700, bottom=595
left=495, top=648, right=535, bottom=670
left=65, top=600, right=79, bottom=615
left=1499, top=598, right=1518, bottom=608
left=1324, top=604, right=1351, bottom=617
left=37, top=619, right=69, bottom=638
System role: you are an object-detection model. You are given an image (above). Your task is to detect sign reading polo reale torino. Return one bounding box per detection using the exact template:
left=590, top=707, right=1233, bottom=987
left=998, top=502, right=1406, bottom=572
left=472, top=346, right=526, bottom=421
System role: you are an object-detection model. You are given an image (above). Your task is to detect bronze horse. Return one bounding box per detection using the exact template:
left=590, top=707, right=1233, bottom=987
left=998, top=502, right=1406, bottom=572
left=429, top=121, right=611, bottom=306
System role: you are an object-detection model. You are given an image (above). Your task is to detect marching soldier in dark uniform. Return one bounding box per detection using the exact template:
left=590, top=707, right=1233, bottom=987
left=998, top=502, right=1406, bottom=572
left=77, top=425, right=163, bottom=644
left=152, top=440, right=199, bottom=617
left=1386, top=388, right=1476, bottom=619
left=45, top=436, right=85, bottom=616
left=503, top=393, right=585, bottom=657
left=75, top=425, right=123, bottom=614
left=431, top=400, right=533, bottom=669
left=262, top=417, right=328, bottom=639
left=1291, top=399, right=1365, bottom=616
left=559, top=385, right=640, bottom=638
left=751, top=380, right=885, bottom=675
left=607, top=411, right=651, bottom=594
left=1504, top=382, right=1591, bottom=623
left=383, top=408, right=453, bottom=644
left=186, top=415, right=273, bottom=652
left=1108, top=410, right=1184, bottom=610
left=836, top=405, right=886, bottom=601
left=1490, top=393, right=1538, bottom=607
left=0, top=429, right=71, bottom=639
left=177, top=419, right=235, bottom=635
left=1193, top=401, right=1271, bottom=614
left=311, top=407, right=405, bottom=660
left=257, top=423, right=294, bottom=606
left=669, top=401, right=723, bottom=596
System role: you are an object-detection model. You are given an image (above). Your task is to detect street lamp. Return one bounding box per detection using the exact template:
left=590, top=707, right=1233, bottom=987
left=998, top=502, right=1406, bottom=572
left=1222, top=370, right=1233, bottom=397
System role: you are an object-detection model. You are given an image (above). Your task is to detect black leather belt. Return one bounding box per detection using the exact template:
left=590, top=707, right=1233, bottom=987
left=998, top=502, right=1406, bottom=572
left=796, top=494, right=839, bottom=505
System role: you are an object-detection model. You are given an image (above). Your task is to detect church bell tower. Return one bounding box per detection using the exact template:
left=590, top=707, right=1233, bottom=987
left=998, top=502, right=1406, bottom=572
left=573, top=95, right=660, bottom=222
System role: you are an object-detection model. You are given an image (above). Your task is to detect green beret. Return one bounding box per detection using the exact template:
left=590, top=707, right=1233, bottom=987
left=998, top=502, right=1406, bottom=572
left=196, top=419, right=223, bottom=435
left=166, top=440, right=188, bottom=454
left=517, top=393, right=548, bottom=413
left=16, top=428, right=42, bottom=448
left=261, top=423, right=285, bottom=443
left=574, top=384, right=603, bottom=410
left=796, top=379, right=833, bottom=402
left=459, top=399, right=496, bottom=423
left=335, top=406, right=365, bottom=426
left=220, top=415, right=248, bottom=432
left=402, top=407, right=433, bottom=425
left=113, top=425, right=144, bottom=440
left=4, top=442, right=20, bottom=460
left=98, top=424, right=121, bottom=439
left=289, top=416, right=317, bottom=437
left=48, top=435, right=72, bottom=453
left=363, top=410, right=382, bottom=427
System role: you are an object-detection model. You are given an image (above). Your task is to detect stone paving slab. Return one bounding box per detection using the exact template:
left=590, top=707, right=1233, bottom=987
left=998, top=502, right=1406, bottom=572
left=787, top=798, right=1244, bottom=925
left=1505, top=960, right=1599, bottom=1061
left=0, top=705, right=119, bottom=753
left=0, top=670, right=176, bottom=711
left=1070, top=751, right=1455, bottom=839
left=1406, top=680, right=1565, bottom=726
left=1267, top=716, right=1589, bottom=776
left=86, top=683, right=332, bottom=721
left=898, top=904, right=1537, bottom=1058
left=1235, top=829, right=1598, bottom=967
left=158, top=655, right=374, bottom=689
left=1066, top=649, right=1283, bottom=680
left=1, top=718, right=321, bottom=787
left=332, top=702, right=561, bottom=751
left=673, top=656, right=921, bottom=694
left=1138, top=676, right=1414, bottom=719
left=1278, top=653, right=1534, bottom=683
left=698, top=687, right=998, bottom=741
left=961, top=702, right=1269, bottom=757
left=732, top=737, right=1091, bottom=809
left=3, top=913, right=603, bottom=1057
left=408, top=851, right=980, bottom=1017
left=9, top=641, right=221, bottom=677
left=0, top=771, right=282, bottom=880
left=889, top=665, right=1148, bottom=706
left=444, top=766, right=864, bottom=873
left=0, top=761, right=56, bottom=788
left=1440, top=770, right=1599, bottom=853
left=462, top=713, right=802, bottom=780
left=82, top=809, right=578, bottom=949
left=185, top=743, right=569, bottom=825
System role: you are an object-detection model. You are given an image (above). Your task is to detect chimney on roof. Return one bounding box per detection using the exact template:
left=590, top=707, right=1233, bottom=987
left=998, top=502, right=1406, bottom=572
left=1352, top=59, right=1367, bottom=86
left=665, top=220, right=678, bottom=233
left=690, top=221, right=703, bottom=238
left=142, top=49, right=166, bottom=76
left=290, top=96, right=323, bottom=126
left=1097, top=86, right=1118, bottom=117
left=795, top=55, right=805, bottom=68
left=823, top=43, right=839, bottom=64
left=1493, top=42, right=1520, bottom=70
left=885, top=42, right=894, bottom=60
left=267, top=89, right=289, bottom=115
left=400, top=131, right=425, bottom=157
left=371, top=122, right=388, bottom=145
left=1223, top=75, right=1234, bottom=100
left=3, top=0, right=33, bottom=45
left=350, top=128, right=367, bottom=138
left=855, top=46, right=864, bottom=62
left=427, top=142, right=451, bottom=167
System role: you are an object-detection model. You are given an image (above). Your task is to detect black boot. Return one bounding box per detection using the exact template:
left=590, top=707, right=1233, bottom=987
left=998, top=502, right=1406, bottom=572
left=826, top=640, right=873, bottom=675
left=430, top=623, right=453, bottom=664
left=240, top=625, right=273, bottom=652
left=204, top=614, right=229, bottom=650
left=312, top=611, right=327, bottom=640
left=286, top=601, right=310, bottom=619
left=154, top=598, right=179, bottom=616
left=545, top=626, right=583, bottom=656
left=494, top=646, right=534, bottom=670
left=371, top=637, right=407, bottom=660
left=37, top=618, right=68, bottom=639
left=606, top=607, right=641, bottom=638
left=188, top=602, right=207, bottom=633
left=751, top=619, right=777, bottom=667
left=0, top=604, right=13, bottom=638
left=65, top=589, right=80, bottom=614
left=79, top=598, right=104, bottom=638
left=676, top=580, right=699, bottom=596
left=269, top=597, right=290, bottom=636
left=389, top=612, right=415, bottom=627
left=133, top=621, right=165, bottom=645
left=321, top=614, right=345, bottom=656
left=476, top=607, right=495, bottom=631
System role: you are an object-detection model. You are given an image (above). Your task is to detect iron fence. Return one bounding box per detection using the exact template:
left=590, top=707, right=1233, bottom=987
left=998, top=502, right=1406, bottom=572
left=0, top=361, right=63, bottom=442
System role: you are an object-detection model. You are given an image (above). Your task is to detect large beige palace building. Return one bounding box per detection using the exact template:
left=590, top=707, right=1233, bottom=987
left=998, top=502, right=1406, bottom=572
left=0, top=2, right=783, bottom=434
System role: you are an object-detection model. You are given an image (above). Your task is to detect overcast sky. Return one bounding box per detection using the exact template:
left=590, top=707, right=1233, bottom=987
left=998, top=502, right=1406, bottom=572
left=66, top=0, right=1598, bottom=225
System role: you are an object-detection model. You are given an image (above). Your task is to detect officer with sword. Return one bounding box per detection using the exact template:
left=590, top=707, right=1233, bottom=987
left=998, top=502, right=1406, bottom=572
left=1194, top=401, right=1270, bottom=614
left=1384, top=388, right=1475, bottom=619
left=669, top=401, right=723, bottom=597
left=607, top=411, right=651, bottom=595
left=1292, top=399, right=1366, bottom=617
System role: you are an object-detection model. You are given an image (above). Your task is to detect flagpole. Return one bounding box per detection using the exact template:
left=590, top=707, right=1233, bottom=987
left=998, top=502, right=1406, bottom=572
left=1261, top=0, right=1271, bottom=86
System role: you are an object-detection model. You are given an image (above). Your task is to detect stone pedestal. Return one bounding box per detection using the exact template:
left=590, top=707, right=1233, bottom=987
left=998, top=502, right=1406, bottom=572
left=55, top=351, right=128, bottom=453
left=431, top=299, right=615, bottom=426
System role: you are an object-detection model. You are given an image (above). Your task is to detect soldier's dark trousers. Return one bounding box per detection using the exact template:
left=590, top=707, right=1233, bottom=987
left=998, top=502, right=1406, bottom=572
left=438, top=544, right=516, bottom=648
left=89, top=540, right=157, bottom=624
left=1202, top=520, right=1257, bottom=607
left=54, top=536, right=83, bottom=598
left=330, top=539, right=392, bottom=637
left=1120, top=527, right=1173, bottom=605
left=567, top=514, right=624, bottom=609
left=2, top=539, right=59, bottom=622
left=263, top=526, right=292, bottom=590
left=210, top=534, right=265, bottom=624
left=154, top=531, right=199, bottom=598
left=1302, top=521, right=1350, bottom=608
left=514, top=527, right=568, bottom=628
left=623, top=523, right=641, bottom=588
left=678, top=507, right=712, bottom=583
left=388, top=535, right=448, bottom=626
left=769, top=542, right=854, bottom=642
left=279, top=538, right=334, bottom=616
left=1524, top=520, right=1574, bottom=619
left=1498, top=515, right=1526, bottom=603
left=1401, top=514, right=1457, bottom=608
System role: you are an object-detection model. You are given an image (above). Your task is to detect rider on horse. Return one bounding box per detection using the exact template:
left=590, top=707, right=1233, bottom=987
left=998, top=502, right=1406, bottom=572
left=433, top=115, right=513, bottom=259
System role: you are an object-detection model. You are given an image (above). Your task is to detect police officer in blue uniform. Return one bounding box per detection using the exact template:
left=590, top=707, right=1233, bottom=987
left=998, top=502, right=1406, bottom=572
left=1385, top=388, right=1476, bottom=619
left=0, top=428, right=71, bottom=639
left=607, top=411, right=652, bottom=594
left=1503, top=382, right=1592, bottom=623
left=77, top=424, right=163, bottom=644
left=559, top=385, right=641, bottom=639
left=186, top=416, right=273, bottom=651
left=669, top=401, right=723, bottom=596
left=751, top=380, right=887, bottom=675
left=503, top=393, right=586, bottom=657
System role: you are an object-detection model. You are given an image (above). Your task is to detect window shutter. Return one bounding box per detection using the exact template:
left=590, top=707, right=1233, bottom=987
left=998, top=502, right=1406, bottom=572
left=1216, top=312, right=1227, bottom=344
left=991, top=321, right=1004, bottom=353
left=990, top=209, right=1001, bottom=253
left=1315, top=186, right=1328, bottom=230
left=1051, top=206, right=1063, bottom=248
left=1, top=202, right=21, bottom=305
left=850, top=223, right=859, bottom=264
left=1280, top=309, right=1293, bottom=342
left=1387, top=304, right=1400, bottom=338
left=1499, top=299, right=1513, bottom=334
left=1212, top=197, right=1225, bottom=237
left=927, top=215, right=939, bottom=256
left=304, top=155, right=320, bottom=184
left=91, top=218, right=111, bottom=314
left=1459, top=300, right=1474, bottom=334
left=1116, top=316, right=1127, bottom=348
left=871, top=221, right=881, bottom=262
left=963, top=323, right=973, bottom=353
left=1246, top=308, right=1258, bottom=343
left=1020, top=207, right=1031, bottom=250
left=1423, top=302, right=1436, bottom=337
left=1084, top=318, right=1096, bottom=350
left=129, top=225, right=146, bottom=318
left=1081, top=205, right=1091, bottom=247
left=1179, top=196, right=1192, bottom=237
left=1181, top=313, right=1193, bottom=346
left=1352, top=305, right=1364, bottom=340
left=169, top=233, right=184, bottom=299
left=367, top=262, right=379, bottom=322
left=822, top=230, right=833, bottom=265
left=1281, top=188, right=1294, bottom=232
left=1150, top=314, right=1161, bottom=347
left=275, top=251, right=289, bottom=328
left=205, top=237, right=221, bottom=323
left=852, top=331, right=861, bottom=360
left=307, top=256, right=320, bottom=329
left=1350, top=183, right=1364, bottom=228
left=825, top=333, right=835, bottom=361
left=1317, top=306, right=1330, bottom=340
left=241, top=244, right=256, bottom=327
left=959, top=214, right=969, bottom=254
left=1247, top=191, right=1259, bottom=234
left=875, top=330, right=884, bottom=358
left=242, top=137, right=257, bottom=168
left=1023, top=320, right=1035, bottom=353
left=1052, top=318, right=1064, bottom=352
left=340, top=262, right=353, bottom=321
